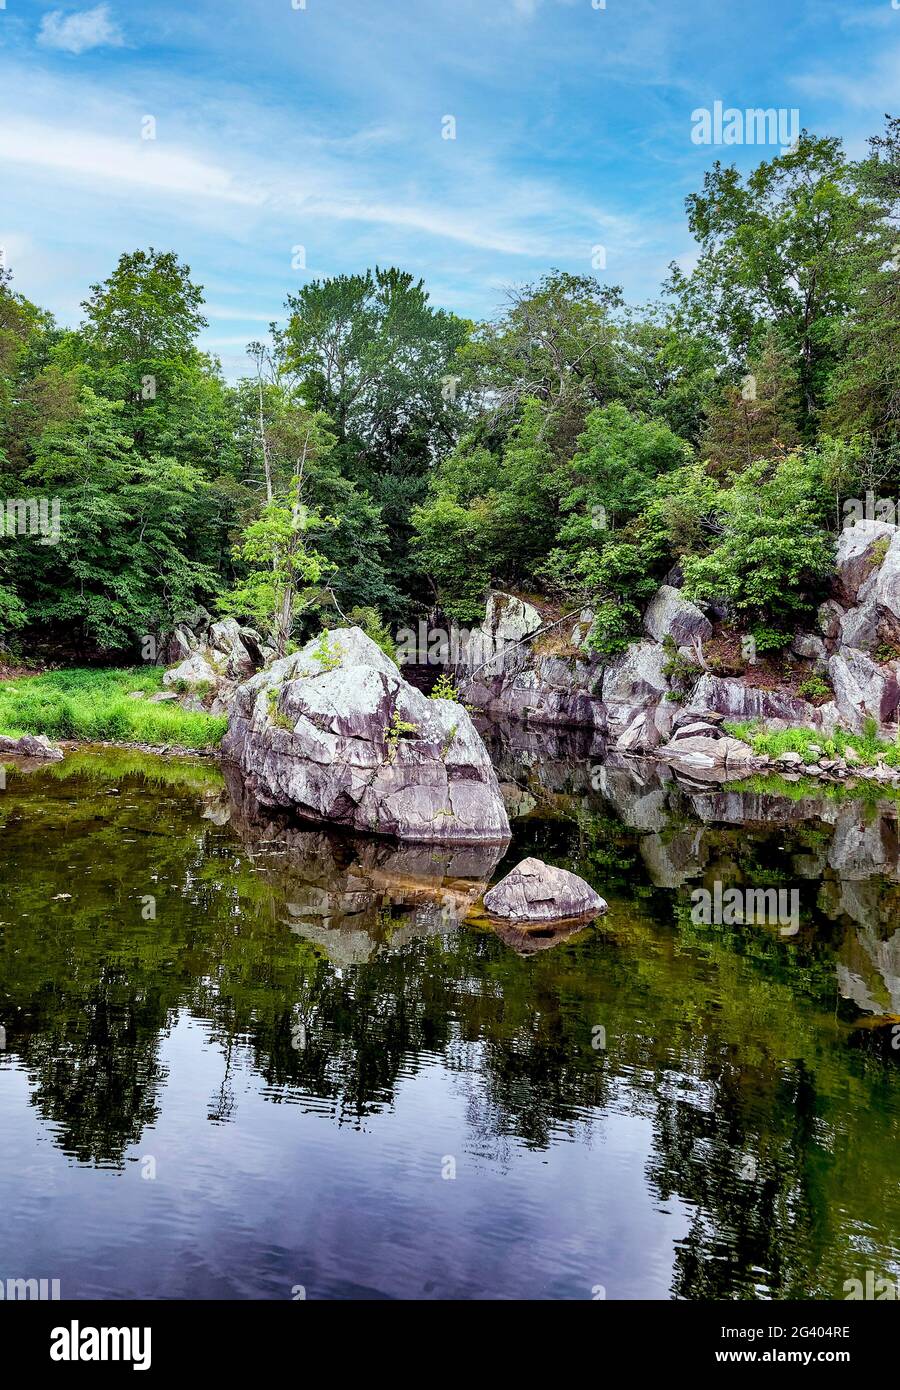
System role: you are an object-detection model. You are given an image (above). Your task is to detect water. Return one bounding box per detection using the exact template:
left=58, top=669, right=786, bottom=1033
left=1, top=731, right=900, bottom=1301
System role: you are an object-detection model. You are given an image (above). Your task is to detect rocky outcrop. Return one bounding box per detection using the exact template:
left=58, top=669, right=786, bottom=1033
left=0, top=733, right=63, bottom=761
left=655, top=732, right=759, bottom=773
left=642, top=584, right=712, bottom=648
left=452, top=530, right=900, bottom=763
left=162, top=612, right=263, bottom=712
left=827, top=648, right=900, bottom=732
left=482, top=856, right=607, bottom=921
left=834, top=520, right=894, bottom=607
left=222, top=627, right=511, bottom=844
left=685, top=673, right=832, bottom=730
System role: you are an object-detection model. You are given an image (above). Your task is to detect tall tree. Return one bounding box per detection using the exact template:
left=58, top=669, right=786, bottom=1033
left=668, top=134, right=878, bottom=431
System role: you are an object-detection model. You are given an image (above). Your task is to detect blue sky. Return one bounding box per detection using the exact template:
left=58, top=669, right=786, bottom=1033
left=0, top=0, right=896, bottom=377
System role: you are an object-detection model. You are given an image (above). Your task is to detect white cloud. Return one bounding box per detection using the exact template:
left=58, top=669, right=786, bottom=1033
left=793, top=45, right=900, bottom=111
left=0, top=117, right=263, bottom=205
left=37, top=5, right=124, bottom=56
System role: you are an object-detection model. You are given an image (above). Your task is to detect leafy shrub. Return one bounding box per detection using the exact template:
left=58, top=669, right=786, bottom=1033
left=584, top=601, right=641, bottom=658
left=430, top=672, right=463, bottom=702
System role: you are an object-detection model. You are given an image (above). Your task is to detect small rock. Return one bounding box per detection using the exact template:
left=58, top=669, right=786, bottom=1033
left=483, top=856, right=607, bottom=922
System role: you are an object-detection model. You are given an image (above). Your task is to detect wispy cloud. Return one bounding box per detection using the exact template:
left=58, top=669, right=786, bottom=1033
left=37, top=4, right=124, bottom=56
left=794, top=45, right=900, bottom=112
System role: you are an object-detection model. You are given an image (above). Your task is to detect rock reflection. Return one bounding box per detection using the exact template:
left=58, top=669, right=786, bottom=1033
left=224, top=767, right=505, bottom=965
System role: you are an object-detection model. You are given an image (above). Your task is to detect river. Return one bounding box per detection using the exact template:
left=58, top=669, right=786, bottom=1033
left=1, top=728, right=899, bottom=1300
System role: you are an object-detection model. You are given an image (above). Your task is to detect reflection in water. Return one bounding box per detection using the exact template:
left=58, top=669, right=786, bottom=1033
left=0, top=738, right=899, bottom=1299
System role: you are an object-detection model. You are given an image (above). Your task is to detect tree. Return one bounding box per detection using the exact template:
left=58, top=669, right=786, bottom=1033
left=701, top=328, right=801, bottom=475
left=681, top=452, right=834, bottom=629
left=668, top=134, right=878, bottom=431
left=826, top=116, right=900, bottom=459
left=221, top=483, right=337, bottom=656
left=278, top=268, right=470, bottom=609
left=81, top=249, right=207, bottom=366
left=22, top=388, right=218, bottom=650
left=220, top=402, right=338, bottom=654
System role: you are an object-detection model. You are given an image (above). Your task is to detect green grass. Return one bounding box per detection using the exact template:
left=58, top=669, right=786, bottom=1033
left=727, top=772, right=900, bottom=804
left=0, top=668, right=227, bottom=749
left=725, top=717, right=900, bottom=769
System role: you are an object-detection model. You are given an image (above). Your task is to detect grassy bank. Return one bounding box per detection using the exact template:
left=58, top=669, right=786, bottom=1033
left=725, top=718, right=900, bottom=769
left=0, top=668, right=227, bottom=750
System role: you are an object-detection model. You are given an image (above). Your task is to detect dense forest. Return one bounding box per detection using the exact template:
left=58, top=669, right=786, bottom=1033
left=1, top=120, right=899, bottom=664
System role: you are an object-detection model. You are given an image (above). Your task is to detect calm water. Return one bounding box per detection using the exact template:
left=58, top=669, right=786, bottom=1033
left=2, top=731, right=900, bottom=1300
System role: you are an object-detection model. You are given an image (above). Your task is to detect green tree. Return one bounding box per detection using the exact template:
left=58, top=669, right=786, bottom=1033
left=681, top=452, right=834, bottom=629
left=668, top=134, right=878, bottom=430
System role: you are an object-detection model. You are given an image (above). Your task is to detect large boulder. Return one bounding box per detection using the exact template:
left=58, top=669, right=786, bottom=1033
left=834, top=520, right=895, bottom=607
left=687, top=673, right=823, bottom=729
left=600, top=640, right=669, bottom=705
left=828, top=649, right=900, bottom=732
left=482, top=856, right=607, bottom=922
left=643, top=584, right=712, bottom=648
left=222, top=627, right=511, bottom=844
left=484, top=591, right=543, bottom=646
left=857, top=528, right=900, bottom=631
left=656, top=733, right=757, bottom=772
left=839, top=600, right=881, bottom=653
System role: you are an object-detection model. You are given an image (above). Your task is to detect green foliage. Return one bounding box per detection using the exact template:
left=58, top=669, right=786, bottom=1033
left=385, top=709, right=418, bottom=759
left=682, top=453, right=834, bottom=627
left=346, top=605, right=396, bottom=662
left=220, top=465, right=338, bottom=656
left=311, top=630, right=344, bottom=671
left=583, top=600, right=642, bottom=658
left=725, top=717, right=900, bottom=768
left=430, top=672, right=462, bottom=702
left=750, top=627, right=792, bottom=654
left=0, top=668, right=226, bottom=748
left=797, top=673, right=831, bottom=701
left=3, top=117, right=900, bottom=666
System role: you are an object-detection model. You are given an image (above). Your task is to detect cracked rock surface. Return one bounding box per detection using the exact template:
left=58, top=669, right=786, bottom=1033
left=222, top=627, right=511, bottom=844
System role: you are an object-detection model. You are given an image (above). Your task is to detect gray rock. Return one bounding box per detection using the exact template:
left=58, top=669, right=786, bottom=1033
left=834, top=520, right=894, bottom=607
left=858, top=528, right=900, bottom=624
left=163, top=650, right=220, bottom=690
left=839, top=600, right=881, bottom=653
left=601, top=640, right=670, bottom=704
left=818, top=599, right=845, bottom=642
left=687, top=673, right=821, bottom=728
left=671, top=719, right=724, bottom=741
left=828, top=648, right=900, bottom=732
left=222, top=627, right=511, bottom=844
left=484, top=591, right=543, bottom=646
left=482, top=856, right=607, bottom=921
left=0, top=733, right=63, bottom=760
left=643, top=584, right=712, bottom=647
left=656, top=733, right=756, bottom=771
left=791, top=632, right=827, bottom=662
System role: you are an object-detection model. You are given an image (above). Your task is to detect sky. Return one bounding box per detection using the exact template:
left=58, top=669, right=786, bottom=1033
left=0, top=0, right=897, bottom=378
